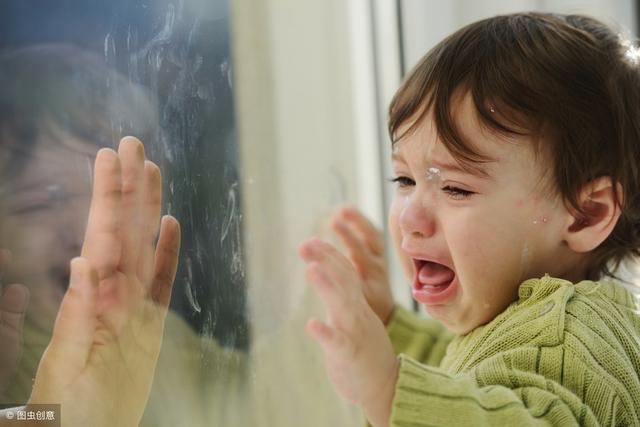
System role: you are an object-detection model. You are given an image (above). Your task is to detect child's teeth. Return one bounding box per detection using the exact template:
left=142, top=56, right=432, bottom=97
left=425, top=283, right=447, bottom=288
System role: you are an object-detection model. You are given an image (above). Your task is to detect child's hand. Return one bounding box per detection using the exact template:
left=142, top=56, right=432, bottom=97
left=0, top=261, right=29, bottom=399
left=300, top=238, right=398, bottom=427
left=28, top=137, right=181, bottom=427
left=330, top=205, right=395, bottom=325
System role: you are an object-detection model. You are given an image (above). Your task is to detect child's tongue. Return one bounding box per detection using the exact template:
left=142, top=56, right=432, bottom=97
left=418, top=261, right=455, bottom=286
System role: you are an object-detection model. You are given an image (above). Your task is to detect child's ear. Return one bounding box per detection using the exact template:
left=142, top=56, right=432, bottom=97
left=563, top=176, right=622, bottom=253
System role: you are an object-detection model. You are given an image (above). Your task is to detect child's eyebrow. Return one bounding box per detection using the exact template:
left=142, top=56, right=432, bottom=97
left=431, top=159, right=495, bottom=180
left=391, top=151, right=496, bottom=180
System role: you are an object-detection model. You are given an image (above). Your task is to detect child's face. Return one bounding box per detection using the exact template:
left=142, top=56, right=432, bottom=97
left=1, top=132, right=96, bottom=332
left=388, top=92, right=579, bottom=334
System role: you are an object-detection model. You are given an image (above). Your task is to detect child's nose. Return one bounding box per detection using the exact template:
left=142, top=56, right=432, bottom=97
left=398, top=190, right=437, bottom=239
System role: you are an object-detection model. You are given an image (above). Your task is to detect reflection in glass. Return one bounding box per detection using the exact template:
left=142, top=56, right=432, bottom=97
left=0, top=1, right=249, bottom=425
left=0, top=1, right=365, bottom=426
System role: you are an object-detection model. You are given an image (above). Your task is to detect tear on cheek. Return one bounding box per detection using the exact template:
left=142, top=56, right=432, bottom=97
left=532, top=216, right=549, bottom=225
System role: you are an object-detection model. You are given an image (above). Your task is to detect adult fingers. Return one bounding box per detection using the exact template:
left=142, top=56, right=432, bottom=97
left=150, top=216, right=181, bottom=308
left=81, top=148, right=122, bottom=279
left=117, top=137, right=146, bottom=274
left=137, top=161, right=162, bottom=287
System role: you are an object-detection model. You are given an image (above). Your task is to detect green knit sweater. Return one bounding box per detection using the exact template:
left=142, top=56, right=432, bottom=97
left=386, top=275, right=640, bottom=426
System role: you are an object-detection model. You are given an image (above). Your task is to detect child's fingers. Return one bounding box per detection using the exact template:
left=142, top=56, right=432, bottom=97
left=300, top=239, right=363, bottom=298
left=117, top=137, right=146, bottom=274
left=137, top=161, right=163, bottom=287
left=298, top=237, right=322, bottom=262
left=0, top=283, right=29, bottom=334
left=150, top=216, right=181, bottom=308
left=332, top=220, right=373, bottom=273
left=0, top=249, right=11, bottom=267
left=340, top=206, right=385, bottom=256
left=81, top=148, right=122, bottom=279
left=300, top=238, right=356, bottom=274
left=305, top=261, right=352, bottom=314
left=47, top=257, right=98, bottom=367
left=306, top=317, right=350, bottom=352
left=306, top=318, right=333, bottom=348
left=308, top=317, right=355, bottom=357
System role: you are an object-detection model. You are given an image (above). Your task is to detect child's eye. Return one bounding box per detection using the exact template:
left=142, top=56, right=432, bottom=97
left=442, top=185, right=475, bottom=200
left=389, top=176, right=415, bottom=188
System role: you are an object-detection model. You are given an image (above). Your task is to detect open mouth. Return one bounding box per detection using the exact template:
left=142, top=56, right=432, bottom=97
left=412, top=259, right=457, bottom=304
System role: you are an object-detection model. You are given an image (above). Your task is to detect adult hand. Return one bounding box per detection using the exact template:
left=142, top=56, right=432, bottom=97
left=300, top=238, right=398, bottom=427
left=28, top=137, right=181, bottom=427
left=330, top=205, right=394, bottom=324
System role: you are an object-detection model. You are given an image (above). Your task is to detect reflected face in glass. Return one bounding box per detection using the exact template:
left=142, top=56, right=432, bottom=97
left=388, top=92, right=576, bottom=334
left=1, top=132, right=97, bottom=330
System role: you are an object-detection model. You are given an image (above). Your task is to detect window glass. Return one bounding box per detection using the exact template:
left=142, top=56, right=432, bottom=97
left=0, top=1, right=365, bottom=426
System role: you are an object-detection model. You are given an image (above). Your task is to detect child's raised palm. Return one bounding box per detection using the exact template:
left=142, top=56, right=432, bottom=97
left=29, top=138, right=180, bottom=427
left=299, top=238, right=398, bottom=427
left=330, top=205, right=394, bottom=324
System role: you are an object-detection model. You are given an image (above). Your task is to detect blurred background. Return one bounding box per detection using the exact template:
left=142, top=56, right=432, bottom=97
left=0, top=0, right=636, bottom=426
